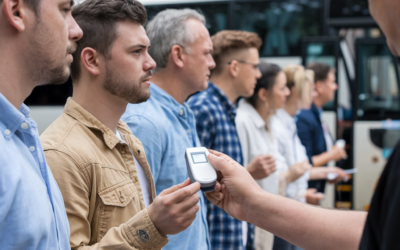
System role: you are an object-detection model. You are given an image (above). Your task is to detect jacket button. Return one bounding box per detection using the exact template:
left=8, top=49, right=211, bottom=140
left=138, top=230, right=150, bottom=242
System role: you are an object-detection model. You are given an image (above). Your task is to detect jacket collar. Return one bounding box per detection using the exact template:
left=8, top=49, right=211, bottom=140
left=64, top=98, right=131, bottom=150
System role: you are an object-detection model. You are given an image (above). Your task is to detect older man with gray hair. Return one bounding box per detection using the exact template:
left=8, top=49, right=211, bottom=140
left=122, top=9, right=215, bottom=250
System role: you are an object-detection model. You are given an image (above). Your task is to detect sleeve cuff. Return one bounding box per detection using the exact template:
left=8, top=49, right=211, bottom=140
left=123, top=208, right=169, bottom=249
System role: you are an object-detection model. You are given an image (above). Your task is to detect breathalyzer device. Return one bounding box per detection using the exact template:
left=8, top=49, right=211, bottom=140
left=185, top=147, right=217, bottom=192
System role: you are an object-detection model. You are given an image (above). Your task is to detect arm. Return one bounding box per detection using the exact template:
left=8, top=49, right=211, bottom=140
left=205, top=150, right=367, bottom=250
left=45, top=150, right=200, bottom=250
left=236, top=116, right=276, bottom=179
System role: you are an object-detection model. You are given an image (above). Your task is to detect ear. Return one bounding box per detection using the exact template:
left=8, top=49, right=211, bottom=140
left=228, top=60, right=240, bottom=78
left=170, top=45, right=185, bottom=69
left=3, top=0, right=32, bottom=32
left=258, top=88, right=269, bottom=103
left=315, top=81, right=324, bottom=94
left=80, top=48, right=101, bottom=76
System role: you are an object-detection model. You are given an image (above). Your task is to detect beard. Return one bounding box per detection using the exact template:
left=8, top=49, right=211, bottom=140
left=102, top=63, right=151, bottom=104
left=26, top=17, right=73, bottom=86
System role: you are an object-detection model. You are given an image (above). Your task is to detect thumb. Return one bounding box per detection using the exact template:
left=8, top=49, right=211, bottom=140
left=158, top=178, right=191, bottom=197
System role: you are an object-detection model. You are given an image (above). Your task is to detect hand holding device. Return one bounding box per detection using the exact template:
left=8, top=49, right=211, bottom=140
left=204, top=149, right=264, bottom=222
left=147, top=178, right=201, bottom=236
left=246, top=154, right=276, bottom=180
left=185, top=147, right=218, bottom=192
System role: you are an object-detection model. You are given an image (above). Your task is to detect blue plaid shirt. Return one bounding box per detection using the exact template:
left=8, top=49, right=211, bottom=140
left=188, top=82, right=255, bottom=250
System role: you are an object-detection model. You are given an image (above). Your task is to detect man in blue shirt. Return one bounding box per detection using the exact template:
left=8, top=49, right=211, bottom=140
left=188, top=30, right=263, bottom=250
left=0, top=0, right=83, bottom=249
left=122, top=9, right=215, bottom=250
left=296, top=62, right=347, bottom=193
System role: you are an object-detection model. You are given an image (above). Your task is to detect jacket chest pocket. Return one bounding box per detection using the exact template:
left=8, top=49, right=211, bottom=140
left=97, top=181, right=141, bottom=240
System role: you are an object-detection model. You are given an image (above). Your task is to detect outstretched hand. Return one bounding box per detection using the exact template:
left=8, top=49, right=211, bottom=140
left=204, top=150, right=264, bottom=222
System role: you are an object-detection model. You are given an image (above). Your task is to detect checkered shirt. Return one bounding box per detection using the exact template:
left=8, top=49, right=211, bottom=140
left=188, top=82, right=255, bottom=250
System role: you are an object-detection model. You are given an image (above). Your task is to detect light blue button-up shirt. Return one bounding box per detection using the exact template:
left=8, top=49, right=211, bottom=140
left=0, top=93, right=70, bottom=250
left=122, top=84, right=210, bottom=250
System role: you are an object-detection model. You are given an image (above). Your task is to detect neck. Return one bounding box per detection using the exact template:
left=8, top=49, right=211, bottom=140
left=0, top=42, right=35, bottom=109
left=151, top=69, right=191, bottom=104
left=210, top=74, right=239, bottom=104
left=254, top=100, right=271, bottom=121
left=313, top=97, right=324, bottom=109
left=72, top=76, right=127, bottom=133
left=284, top=96, right=299, bottom=117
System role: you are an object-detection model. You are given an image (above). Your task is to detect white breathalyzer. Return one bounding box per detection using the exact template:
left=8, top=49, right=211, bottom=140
left=185, top=147, right=217, bottom=192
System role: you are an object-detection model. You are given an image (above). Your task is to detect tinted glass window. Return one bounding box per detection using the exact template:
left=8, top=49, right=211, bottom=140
left=329, top=0, right=370, bottom=18
left=357, top=41, right=400, bottom=119
left=233, top=0, right=322, bottom=56
left=146, top=3, right=229, bottom=35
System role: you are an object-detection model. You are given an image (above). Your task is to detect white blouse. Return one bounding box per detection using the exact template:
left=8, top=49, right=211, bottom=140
left=236, top=101, right=288, bottom=195
left=271, top=109, right=310, bottom=203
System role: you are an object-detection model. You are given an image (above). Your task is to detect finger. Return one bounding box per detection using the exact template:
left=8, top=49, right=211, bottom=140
left=169, top=182, right=201, bottom=203
left=178, top=192, right=200, bottom=213
left=208, top=152, right=237, bottom=172
left=214, top=181, right=221, bottom=192
left=159, top=178, right=191, bottom=197
left=205, top=193, right=222, bottom=206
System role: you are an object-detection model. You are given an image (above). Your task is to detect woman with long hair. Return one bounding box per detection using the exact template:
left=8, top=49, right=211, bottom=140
left=236, top=63, right=311, bottom=250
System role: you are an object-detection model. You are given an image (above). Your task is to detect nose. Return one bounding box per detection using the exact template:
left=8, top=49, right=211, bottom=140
left=68, top=13, right=83, bottom=42
left=208, top=55, right=216, bottom=70
left=144, top=53, right=157, bottom=71
left=255, top=68, right=262, bottom=79
left=333, top=82, right=338, bottom=90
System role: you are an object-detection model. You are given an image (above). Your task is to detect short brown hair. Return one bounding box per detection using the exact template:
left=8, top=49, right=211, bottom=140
left=70, top=0, right=147, bottom=81
left=0, top=0, right=40, bottom=15
left=306, top=62, right=335, bottom=83
left=211, top=30, right=262, bottom=75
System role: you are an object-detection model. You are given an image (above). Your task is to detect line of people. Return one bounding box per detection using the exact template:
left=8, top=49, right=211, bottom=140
left=1, top=0, right=400, bottom=249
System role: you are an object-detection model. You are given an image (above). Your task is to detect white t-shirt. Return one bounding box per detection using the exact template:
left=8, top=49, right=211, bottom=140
left=116, top=130, right=151, bottom=208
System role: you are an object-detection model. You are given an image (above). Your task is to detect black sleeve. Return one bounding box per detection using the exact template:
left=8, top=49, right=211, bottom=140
left=359, top=141, right=400, bottom=250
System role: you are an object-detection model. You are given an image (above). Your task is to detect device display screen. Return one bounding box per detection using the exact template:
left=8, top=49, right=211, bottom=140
left=191, top=152, right=208, bottom=164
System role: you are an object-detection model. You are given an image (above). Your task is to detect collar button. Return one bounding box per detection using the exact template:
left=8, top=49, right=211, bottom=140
left=179, top=109, right=184, bottom=116
left=5, top=129, right=11, bottom=135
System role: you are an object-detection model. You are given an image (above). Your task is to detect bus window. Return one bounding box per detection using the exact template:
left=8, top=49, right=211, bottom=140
left=232, top=0, right=322, bottom=57
left=356, top=39, right=400, bottom=120
left=24, top=77, right=73, bottom=106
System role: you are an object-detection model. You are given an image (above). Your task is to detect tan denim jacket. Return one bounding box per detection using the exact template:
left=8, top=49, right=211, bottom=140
left=41, top=98, right=168, bottom=250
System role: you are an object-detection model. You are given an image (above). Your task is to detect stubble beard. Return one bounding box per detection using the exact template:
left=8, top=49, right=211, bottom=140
left=27, top=16, right=71, bottom=87
left=102, top=63, right=151, bottom=104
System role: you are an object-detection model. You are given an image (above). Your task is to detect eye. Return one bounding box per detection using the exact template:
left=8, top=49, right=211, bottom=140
left=133, top=49, right=142, bottom=54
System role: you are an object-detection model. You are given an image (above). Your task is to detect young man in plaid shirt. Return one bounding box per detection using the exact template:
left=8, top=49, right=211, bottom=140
left=188, top=30, right=274, bottom=250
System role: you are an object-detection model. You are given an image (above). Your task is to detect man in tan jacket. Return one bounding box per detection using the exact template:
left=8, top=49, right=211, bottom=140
left=40, top=0, right=201, bottom=249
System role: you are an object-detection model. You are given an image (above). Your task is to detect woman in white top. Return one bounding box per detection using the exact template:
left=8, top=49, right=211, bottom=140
left=236, top=63, right=311, bottom=250
left=271, top=65, right=348, bottom=206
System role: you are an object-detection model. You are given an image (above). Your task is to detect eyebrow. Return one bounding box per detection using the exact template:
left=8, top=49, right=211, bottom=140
left=127, top=44, right=150, bottom=50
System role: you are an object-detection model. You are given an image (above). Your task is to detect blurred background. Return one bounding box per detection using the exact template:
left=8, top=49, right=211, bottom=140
left=27, top=0, right=400, bottom=212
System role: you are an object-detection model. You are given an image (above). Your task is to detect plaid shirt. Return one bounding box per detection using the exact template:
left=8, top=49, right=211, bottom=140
left=188, top=82, right=255, bottom=250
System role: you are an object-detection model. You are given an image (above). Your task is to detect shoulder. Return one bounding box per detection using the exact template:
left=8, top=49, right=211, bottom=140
left=40, top=113, right=102, bottom=167
left=296, top=109, right=314, bottom=126
left=122, top=98, right=168, bottom=135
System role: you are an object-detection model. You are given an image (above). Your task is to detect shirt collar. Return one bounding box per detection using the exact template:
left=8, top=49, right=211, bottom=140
left=276, top=109, right=296, bottom=130
left=149, top=83, right=189, bottom=117
left=63, top=98, right=129, bottom=150
left=239, top=100, right=265, bottom=128
left=0, top=93, right=28, bottom=138
left=208, top=82, right=237, bottom=122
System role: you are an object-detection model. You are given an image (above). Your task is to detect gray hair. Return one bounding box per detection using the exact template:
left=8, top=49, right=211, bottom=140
left=146, top=9, right=206, bottom=71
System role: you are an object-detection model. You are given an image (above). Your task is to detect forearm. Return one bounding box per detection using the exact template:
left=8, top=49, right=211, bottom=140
left=77, top=209, right=168, bottom=250
left=312, top=152, right=332, bottom=167
left=246, top=191, right=367, bottom=250
left=309, top=167, right=329, bottom=180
